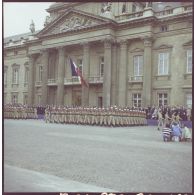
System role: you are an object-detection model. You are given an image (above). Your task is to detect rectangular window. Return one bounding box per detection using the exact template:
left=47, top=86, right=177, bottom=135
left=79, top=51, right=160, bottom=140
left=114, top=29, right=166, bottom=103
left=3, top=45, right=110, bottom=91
left=158, top=53, right=169, bottom=75
left=160, top=25, right=168, bottom=32
left=186, top=93, right=192, bottom=108
left=23, top=94, right=28, bottom=105
left=25, top=67, right=29, bottom=83
left=158, top=93, right=168, bottom=106
left=187, top=49, right=192, bottom=73
left=99, top=57, right=104, bottom=77
left=132, top=4, right=136, bottom=12
left=38, top=95, right=41, bottom=105
left=39, top=66, right=43, bottom=81
left=77, top=59, right=83, bottom=75
left=12, top=94, right=18, bottom=104
left=4, top=93, right=7, bottom=104
left=132, top=93, right=141, bottom=107
left=12, top=69, right=19, bottom=84
left=133, top=55, right=143, bottom=79
left=98, top=96, right=103, bottom=108
left=4, top=69, right=7, bottom=85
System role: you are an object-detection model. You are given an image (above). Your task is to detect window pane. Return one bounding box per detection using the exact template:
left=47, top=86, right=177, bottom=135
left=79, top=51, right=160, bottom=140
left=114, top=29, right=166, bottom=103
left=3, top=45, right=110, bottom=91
left=186, top=93, right=192, bottom=107
left=187, top=50, right=192, bottom=73
left=134, top=56, right=143, bottom=76
left=4, top=70, right=7, bottom=84
left=158, top=53, right=169, bottom=75
left=133, top=93, right=141, bottom=107
left=164, top=53, right=169, bottom=74
left=100, top=57, right=104, bottom=77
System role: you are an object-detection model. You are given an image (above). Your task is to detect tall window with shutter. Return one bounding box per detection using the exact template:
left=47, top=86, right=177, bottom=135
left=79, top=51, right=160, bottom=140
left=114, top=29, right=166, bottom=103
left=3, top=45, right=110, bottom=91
left=133, top=55, right=143, bottom=80
left=158, top=53, right=169, bottom=75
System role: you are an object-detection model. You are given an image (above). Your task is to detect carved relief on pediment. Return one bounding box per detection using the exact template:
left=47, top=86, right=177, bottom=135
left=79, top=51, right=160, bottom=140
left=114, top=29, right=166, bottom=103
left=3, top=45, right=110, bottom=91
left=39, top=10, right=111, bottom=37
left=59, top=15, right=96, bottom=32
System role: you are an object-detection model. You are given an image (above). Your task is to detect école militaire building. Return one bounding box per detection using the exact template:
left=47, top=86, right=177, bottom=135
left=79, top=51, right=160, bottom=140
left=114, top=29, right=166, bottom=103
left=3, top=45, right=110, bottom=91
left=4, top=2, right=193, bottom=108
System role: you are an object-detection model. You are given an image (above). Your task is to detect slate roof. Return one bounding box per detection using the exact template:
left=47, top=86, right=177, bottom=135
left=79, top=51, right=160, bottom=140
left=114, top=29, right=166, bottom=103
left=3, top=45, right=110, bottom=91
left=4, top=31, right=40, bottom=44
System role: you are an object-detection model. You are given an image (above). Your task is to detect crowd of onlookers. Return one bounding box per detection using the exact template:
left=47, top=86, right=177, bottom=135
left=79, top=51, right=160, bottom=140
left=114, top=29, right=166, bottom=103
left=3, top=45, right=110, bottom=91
left=144, top=105, right=192, bottom=121
left=162, top=123, right=192, bottom=142
left=153, top=106, right=192, bottom=142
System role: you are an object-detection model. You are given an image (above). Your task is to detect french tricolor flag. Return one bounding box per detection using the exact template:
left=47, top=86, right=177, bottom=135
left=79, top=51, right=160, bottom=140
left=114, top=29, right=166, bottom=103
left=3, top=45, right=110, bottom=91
left=69, top=57, right=89, bottom=88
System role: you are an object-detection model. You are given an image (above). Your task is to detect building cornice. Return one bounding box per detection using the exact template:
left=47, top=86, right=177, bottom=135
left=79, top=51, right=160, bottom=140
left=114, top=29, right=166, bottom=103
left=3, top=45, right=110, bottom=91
left=46, top=3, right=82, bottom=13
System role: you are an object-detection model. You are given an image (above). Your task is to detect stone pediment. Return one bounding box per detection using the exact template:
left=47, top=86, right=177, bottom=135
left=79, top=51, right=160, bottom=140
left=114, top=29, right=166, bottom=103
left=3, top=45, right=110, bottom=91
left=130, top=48, right=144, bottom=53
left=154, top=44, right=173, bottom=50
left=37, top=9, right=113, bottom=37
left=183, top=40, right=192, bottom=47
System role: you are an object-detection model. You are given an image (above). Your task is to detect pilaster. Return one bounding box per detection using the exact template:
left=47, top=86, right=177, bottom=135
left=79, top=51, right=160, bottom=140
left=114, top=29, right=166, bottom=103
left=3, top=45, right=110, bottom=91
left=111, top=42, right=117, bottom=106
left=41, top=49, right=49, bottom=106
left=27, top=54, right=36, bottom=106
left=81, top=42, right=90, bottom=106
left=118, top=39, right=128, bottom=107
left=56, top=46, right=66, bottom=105
left=103, top=37, right=113, bottom=107
left=143, top=37, right=153, bottom=107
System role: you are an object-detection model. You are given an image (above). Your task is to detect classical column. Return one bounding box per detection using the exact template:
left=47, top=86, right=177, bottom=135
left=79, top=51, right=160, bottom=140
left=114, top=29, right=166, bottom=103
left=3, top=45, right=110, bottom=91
left=143, top=37, right=153, bottom=107
left=103, top=38, right=112, bottom=107
left=56, top=46, right=65, bottom=105
left=27, top=54, right=36, bottom=106
left=81, top=42, right=90, bottom=106
left=111, top=42, right=117, bottom=106
left=41, top=49, right=49, bottom=106
left=118, top=39, right=128, bottom=107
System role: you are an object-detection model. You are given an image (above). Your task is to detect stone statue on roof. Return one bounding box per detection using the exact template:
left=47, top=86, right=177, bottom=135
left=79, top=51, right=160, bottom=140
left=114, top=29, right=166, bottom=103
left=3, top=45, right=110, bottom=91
left=30, top=20, right=35, bottom=33
left=145, top=2, right=152, bottom=8
left=101, top=2, right=112, bottom=13
left=44, top=16, right=51, bottom=27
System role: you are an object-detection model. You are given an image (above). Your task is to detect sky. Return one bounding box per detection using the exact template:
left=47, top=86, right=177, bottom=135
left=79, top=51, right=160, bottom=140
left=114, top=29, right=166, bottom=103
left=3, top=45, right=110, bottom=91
left=3, top=2, right=54, bottom=37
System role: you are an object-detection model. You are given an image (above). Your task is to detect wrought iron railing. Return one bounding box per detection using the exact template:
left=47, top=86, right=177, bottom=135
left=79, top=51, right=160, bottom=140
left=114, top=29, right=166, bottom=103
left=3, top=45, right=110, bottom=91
left=115, top=11, right=144, bottom=21
left=128, top=76, right=143, bottom=82
left=47, top=79, right=57, bottom=85
left=88, top=76, right=103, bottom=83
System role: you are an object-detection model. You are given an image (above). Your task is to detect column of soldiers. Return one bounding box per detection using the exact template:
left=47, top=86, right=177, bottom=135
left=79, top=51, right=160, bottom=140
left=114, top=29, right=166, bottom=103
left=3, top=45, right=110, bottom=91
left=4, top=104, right=38, bottom=119
left=45, top=106, right=147, bottom=127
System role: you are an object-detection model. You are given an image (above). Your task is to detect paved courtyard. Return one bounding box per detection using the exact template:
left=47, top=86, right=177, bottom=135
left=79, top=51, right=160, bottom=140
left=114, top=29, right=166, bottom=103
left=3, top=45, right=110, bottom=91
left=4, top=119, right=192, bottom=193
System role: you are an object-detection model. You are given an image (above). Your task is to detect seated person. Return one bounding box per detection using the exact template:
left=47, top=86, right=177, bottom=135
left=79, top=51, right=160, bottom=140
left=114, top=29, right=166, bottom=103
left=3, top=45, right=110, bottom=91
left=171, top=122, right=182, bottom=141
left=182, top=125, right=192, bottom=141
left=162, top=124, right=172, bottom=142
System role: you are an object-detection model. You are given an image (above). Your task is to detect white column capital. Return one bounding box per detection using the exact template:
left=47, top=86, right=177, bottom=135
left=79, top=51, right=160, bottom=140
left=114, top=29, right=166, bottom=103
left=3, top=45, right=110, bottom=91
left=142, top=36, right=153, bottom=47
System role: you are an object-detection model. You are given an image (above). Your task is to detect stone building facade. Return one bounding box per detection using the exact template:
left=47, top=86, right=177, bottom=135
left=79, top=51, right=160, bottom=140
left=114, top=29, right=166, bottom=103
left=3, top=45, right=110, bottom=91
left=4, top=2, right=193, bottom=108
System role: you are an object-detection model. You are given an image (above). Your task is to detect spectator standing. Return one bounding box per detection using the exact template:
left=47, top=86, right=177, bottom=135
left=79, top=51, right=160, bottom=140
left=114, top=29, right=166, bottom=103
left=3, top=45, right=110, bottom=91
left=162, top=124, right=172, bottom=142
left=181, top=125, right=192, bottom=142
left=157, top=109, right=164, bottom=131
left=171, top=122, right=182, bottom=141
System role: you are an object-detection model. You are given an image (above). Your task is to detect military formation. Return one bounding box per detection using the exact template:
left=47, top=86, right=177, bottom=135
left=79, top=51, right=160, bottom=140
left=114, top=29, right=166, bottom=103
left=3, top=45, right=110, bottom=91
left=4, top=104, right=38, bottom=119
left=45, top=106, right=147, bottom=127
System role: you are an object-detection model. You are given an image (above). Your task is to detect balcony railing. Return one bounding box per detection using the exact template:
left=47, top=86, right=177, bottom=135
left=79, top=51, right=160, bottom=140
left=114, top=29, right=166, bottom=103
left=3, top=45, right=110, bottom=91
left=47, top=79, right=57, bottom=85
left=183, top=5, right=192, bottom=12
left=35, top=81, right=42, bottom=86
left=88, top=76, right=103, bottom=84
left=128, top=76, right=143, bottom=82
left=64, top=77, right=80, bottom=85
left=115, top=11, right=144, bottom=21
left=24, top=82, right=28, bottom=87
left=155, top=9, right=173, bottom=17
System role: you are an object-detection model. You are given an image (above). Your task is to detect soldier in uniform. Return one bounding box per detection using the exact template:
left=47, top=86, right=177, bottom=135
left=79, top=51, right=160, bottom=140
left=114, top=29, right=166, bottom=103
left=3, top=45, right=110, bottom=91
left=157, top=109, right=164, bottom=130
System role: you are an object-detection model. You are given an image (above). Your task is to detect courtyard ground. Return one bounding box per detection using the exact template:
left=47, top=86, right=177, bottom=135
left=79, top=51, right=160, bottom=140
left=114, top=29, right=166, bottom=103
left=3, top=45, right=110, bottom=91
left=4, top=119, right=192, bottom=193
